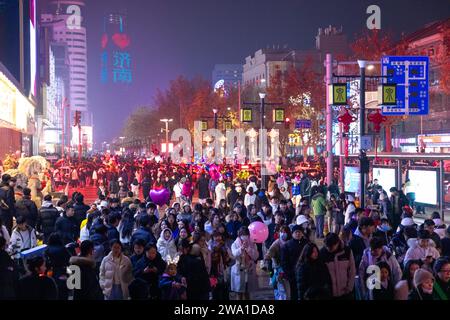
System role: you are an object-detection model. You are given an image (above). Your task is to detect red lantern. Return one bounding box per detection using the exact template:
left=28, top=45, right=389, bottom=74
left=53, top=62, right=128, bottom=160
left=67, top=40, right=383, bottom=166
left=367, top=110, right=387, bottom=134
left=337, top=109, right=357, bottom=133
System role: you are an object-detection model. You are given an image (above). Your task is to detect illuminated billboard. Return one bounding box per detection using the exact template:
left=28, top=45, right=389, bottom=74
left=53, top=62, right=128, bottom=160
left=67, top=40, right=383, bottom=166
left=408, top=170, right=438, bottom=205
left=29, top=0, right=37, bottom=97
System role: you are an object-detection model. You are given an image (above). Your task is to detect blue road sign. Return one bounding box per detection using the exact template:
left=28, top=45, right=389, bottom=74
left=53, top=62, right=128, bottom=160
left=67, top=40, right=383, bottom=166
left=381, top=56, right=429, bottom=116
left=295, top=119, right=312, bottom=129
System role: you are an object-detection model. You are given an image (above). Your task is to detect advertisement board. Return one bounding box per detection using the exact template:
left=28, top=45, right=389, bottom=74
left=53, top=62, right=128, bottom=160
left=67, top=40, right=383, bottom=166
left=372, top=167, right=396, bottom=192
left=408, top=169, right=438, bottom=205
left=344, top=166, right=360, bottom=194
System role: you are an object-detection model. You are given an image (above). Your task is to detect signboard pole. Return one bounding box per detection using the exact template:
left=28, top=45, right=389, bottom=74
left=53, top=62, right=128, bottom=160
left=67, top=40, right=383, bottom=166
left=260, top=94, right=266, bottom=189
left=440, top=160, right=444, bottom=219
left=326, top=54, right=333, bottom=187
left=359, top=61, right=367, bottom=208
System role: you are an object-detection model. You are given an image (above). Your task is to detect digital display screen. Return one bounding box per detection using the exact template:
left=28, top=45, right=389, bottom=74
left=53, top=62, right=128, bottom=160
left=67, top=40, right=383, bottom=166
left=372, top=167, right=396, bottom=192
left=29, top=0, right=37, bottom=97
left=344, top=166, right=360, bottom=194
left=408, top=170, right=437, bottom=205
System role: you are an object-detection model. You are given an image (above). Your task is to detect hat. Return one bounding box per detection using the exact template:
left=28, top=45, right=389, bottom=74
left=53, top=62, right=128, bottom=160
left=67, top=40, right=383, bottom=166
left=401, top=217, right=415, bottom=227
left=413, top=269, right=434, bottom=288
left=291, top=225, right=304, bottom=233
left=347, top=195, right=355, bottom=202
left=99, top=201, right=108, bottom=210
left=296, top=215, right=309, bottom=226
left=1, top=174, right=11, bottom=183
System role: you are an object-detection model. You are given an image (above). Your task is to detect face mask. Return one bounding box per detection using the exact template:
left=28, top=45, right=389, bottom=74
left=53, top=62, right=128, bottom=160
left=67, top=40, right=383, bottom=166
left=422, top=287, right=433, bottom=294
left=280, top=233, right=288, bottom=241
left=240, top=235, right=249, bottom=242
left=380, top=225, right=392, bottom=232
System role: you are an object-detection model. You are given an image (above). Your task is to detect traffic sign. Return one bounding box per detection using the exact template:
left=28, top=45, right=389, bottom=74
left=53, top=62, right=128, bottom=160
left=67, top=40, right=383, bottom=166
left=381, top=56, right=429, bottom=116
left=295, top=119, right=312, bottom=129
left=360, top=135, right=373, bottom=150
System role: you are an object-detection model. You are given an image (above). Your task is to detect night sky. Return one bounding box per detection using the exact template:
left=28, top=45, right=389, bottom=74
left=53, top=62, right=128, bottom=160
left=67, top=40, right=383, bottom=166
left=83, top=0, right=450, bottom=146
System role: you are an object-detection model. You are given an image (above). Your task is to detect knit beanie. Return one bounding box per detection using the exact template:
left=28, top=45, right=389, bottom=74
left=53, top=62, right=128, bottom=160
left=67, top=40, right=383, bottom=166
left=413, top=268, right=434, bottom=288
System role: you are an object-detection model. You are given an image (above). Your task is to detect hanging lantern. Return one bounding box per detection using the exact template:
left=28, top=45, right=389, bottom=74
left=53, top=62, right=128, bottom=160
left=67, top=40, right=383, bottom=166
left=367, top=110, right=387, bottom=134
left=337, top=109, right=357, bottom=133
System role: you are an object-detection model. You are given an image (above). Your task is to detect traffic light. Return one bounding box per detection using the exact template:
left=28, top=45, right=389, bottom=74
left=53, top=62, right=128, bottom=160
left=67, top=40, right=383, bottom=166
left=285, top=118, right=291, bottom=130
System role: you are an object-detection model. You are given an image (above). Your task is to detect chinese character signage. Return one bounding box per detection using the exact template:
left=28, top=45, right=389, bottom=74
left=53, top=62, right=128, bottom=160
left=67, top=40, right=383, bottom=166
left=241, top=108, right=252, bottom=123
left=224, top=120, right=232, bottom=130
left=100, top=15, right=132, bottom=85
left=378, top=84, right=397, bottom=105
left=273, top=109, right=285, bottom=123
left=329, top=84, right=348, bottom=105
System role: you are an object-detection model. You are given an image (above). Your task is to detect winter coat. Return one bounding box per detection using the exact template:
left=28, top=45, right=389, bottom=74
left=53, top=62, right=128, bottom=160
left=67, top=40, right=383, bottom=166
left=197, top=176, right=210, bottom=199
left=408, top=287, right=435, bottom=300
left=311, top=193, right=326, bottom=216
left=433, top=277, right=450, bottom=300
left=141, top=178, right=152, bottom=199
left=292, top=183, right=301, bottom=196
left=227, top=190, right=239, bottom=208
left=358, top=246, right=403, bottom=299
left=178, top=253, right=211, bottom=299
left=70, top=256, right=104, bottom=301
left=280, top=238, right=310, bottom=281
left=296, top=259, right=332, bottom=300
left=0, top=249, right=16, bottom=299
left=16, top=274, right=58, bottom=300
left=109, top=180, right=120, bottom=194
left=36, top=201, right=60, bottom=237
left=133, top=253, right=167, bottom=298
left=157, top=228, right=178, bottom=262
left=99, top=252, right=133, bottom=299
left=106, top=224, right=120, bottom=242
left=181, top=181, right=193, bottom=198
left=349, top=228, right=371, bottom=268
left=344, top=202, right=356, bottom=225
left=73, top=202, right=90, bottom=228
left=230, top=237, right=259, bottom=293
left=319, top=242, right=356, bottom=298
left=15, top=197, right=39, bottom=229
left=130, top=226, right=157, bottom=246
left=159, top=273, right=186, bottom=300
left=226, top=220, right=242, bottom=240
left=8, top=226, right=37, bottom=259
left=404, top=239, right=440, bottom=265
left=215, top=183, right=227, bottom=206
left=299, top=177, right=311, bottom=198
left=55, top=214, right=78, bottom=245
left=394, top=280, right=411, bottom=300
left=267, top=238, right=287, bottom=269
left=0, top=185, right=15, bottom=226
left=389, top=232, right=409, bottom=266
left=45, top=244, right=71, bottom=277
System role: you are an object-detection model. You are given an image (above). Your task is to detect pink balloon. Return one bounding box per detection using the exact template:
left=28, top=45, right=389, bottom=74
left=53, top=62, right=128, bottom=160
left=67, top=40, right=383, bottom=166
left=149, top=189, right=170, bottom=206
left=248, top=222, right=269, bottom=244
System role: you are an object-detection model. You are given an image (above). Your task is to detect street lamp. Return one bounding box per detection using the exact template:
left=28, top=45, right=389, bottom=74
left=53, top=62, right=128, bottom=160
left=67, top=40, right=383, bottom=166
left=357, top=60, right=368, bottom=208
left=160, top=119, right=173, bottom=159
left=212, top=108, right=218, bottom=129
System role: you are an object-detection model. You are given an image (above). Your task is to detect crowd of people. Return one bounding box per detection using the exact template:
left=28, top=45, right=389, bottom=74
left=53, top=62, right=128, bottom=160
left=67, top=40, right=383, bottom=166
left=0, top=154, right=448, bottom=301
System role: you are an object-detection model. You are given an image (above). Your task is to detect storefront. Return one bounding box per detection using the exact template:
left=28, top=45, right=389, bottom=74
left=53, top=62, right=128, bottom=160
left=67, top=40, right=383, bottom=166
left=418, top=134, right=450, bottom=154
left=0, top=63, right=36, bottom=160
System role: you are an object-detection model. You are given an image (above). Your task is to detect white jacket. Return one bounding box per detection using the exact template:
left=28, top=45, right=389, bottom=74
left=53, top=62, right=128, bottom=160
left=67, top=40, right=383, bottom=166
left=244, top=193, right=256, bottom=207
left=173, top=182, right=183, bottom=198
left=230, top=237, right=259, bottom=293
left=8, top=227, right=37, bottom=259
left=156, top=228, right=178, bottom=262
left=404, top=238, right=440, bottom=265
left=345, top=202, right=356, bottom=225
left=215, top=182, right=227, bottom=206
left=99, top=252, right=133, bottom=299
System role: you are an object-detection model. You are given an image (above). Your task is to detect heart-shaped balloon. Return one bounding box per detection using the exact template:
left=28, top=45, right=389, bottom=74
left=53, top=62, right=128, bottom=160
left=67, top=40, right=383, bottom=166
left=112, top=33, right=131, bottom=50
left=149, top=189, right=170, bottom=206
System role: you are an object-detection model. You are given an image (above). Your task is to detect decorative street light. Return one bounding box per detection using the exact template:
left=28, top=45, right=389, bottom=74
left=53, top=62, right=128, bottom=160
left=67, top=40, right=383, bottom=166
left=160, top=119, right=173, bottom=159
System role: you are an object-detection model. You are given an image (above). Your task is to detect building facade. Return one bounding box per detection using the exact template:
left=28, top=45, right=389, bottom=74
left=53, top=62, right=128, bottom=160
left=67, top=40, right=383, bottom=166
left=212, top=64, right=242, bottom=92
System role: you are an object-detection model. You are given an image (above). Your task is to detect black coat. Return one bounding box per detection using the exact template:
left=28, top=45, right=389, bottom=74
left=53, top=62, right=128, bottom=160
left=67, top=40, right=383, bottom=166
left=177, top=254, right=211, bottom=300
left=197, top=176, right=210, bottom=199
left=16, top=274, right=58, bottom=300
left=0, top=250, right=16, bottom=299
left=15, top=197, right=39, bottom=229
left=55, top=215, right=78, bottom=245
left=280, top=238, right=310, bottom=280
left=106, top=224, right=120, bottom=242
left=141, top=178, right=152, bottom=199
left=37, top=205, right=60, bottom=237
left=73, top=202, right=90, bottom=228
left=133, top=253, right=167, bottom=298
left=69, top=256, right=104, bottom=300
left=227, top=190, right=239, bottom=208
left=349, top=233, right=368, bottom=268
left=408, top=287, right=435, bottom=300
left=45, top=244, right=72, bottom=276
left=0, top=185, right=15, bottom=228
left=441, top=237, right=450, bottom=257
left=296, top=260, right=332, bottom=300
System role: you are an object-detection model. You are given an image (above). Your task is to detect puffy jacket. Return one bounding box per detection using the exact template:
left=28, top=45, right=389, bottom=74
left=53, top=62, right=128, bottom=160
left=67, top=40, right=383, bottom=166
left=296, top=259, right=332, bottom=300
left=69, top=256, right=104, bottom=300
left=292, top=183, right=301, bottom=196
left=197, top=176, right=210, bottom=199
left=404, top=238, right=440, bottom=265
left=177, top=253, right=211, bottom=300
left=45, top=244, right=71, bottom=277
left=358, top=246, right=403, bottom=299
left=8, top=226, right=37, bottom=259
left=73, top=203, right=90, bottom=228
left=133, top=252, right=166, bottom=298
left=311, top=193, right=327, bottom=216
left=105, top=224, right=120, bottom=242
left=37, top=201, right=60, bottom=237
left=99, top=252, right=133, bottom=299
left=130, top=226, right=157, bottom=246
left=16, top=273, right=58, bottom=300
left=55, top=215, right=79, bottom=245
left=157, top=228, right=178, bottom=262
left=319, top=242, right=356, bottom=298
left=280, top=237, right=310, bottom=280
left=0, top=249, right=16, bottom=299
left=349, top=228, right=371, bottom=268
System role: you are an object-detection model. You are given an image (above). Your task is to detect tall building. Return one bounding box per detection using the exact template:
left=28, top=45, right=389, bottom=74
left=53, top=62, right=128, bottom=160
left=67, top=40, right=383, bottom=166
left=212, top=64, right=242, bottom=92
left=42, top=0, right=93, bottom=152
left=0, top=0, right=37, bottom=159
